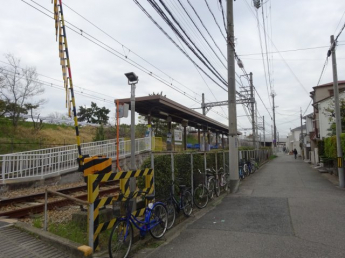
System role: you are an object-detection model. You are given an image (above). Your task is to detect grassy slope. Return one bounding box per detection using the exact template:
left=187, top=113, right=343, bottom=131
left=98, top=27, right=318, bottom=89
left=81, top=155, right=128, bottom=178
left=0, top=118, right=97, bottom=154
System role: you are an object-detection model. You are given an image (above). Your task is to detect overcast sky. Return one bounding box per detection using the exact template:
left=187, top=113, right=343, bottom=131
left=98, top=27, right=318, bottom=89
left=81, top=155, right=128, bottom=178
left=1, top=0, right=345, bottom=140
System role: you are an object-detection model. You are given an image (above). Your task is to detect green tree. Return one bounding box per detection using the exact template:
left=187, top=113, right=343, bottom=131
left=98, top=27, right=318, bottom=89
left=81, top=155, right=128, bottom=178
left=323, top=98, right=345, bottom=136
left=0, top=54, right=45, bottom=127
left=77, top=102, right=110, bottom=124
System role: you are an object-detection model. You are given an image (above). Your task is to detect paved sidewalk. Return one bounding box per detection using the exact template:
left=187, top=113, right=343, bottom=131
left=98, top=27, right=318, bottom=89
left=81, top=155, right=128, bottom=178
left=0, top=223, right=70, bottom=258
left=143, top=153, right=345, bottom=258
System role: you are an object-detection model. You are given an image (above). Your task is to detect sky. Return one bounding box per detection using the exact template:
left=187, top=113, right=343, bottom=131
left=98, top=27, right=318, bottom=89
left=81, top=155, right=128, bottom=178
left=0, top=0, right=345, bottom=141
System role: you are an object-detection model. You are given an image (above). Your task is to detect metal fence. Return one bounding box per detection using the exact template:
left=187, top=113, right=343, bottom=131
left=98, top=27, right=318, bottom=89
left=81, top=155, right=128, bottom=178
left=0, top=138, right=151, bottom=183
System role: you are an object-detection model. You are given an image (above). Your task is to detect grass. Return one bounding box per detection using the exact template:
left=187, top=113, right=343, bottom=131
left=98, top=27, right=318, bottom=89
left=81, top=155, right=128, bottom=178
left=0, top=118, right=97, bottom=154
left=269, top=155, right=278, bottom=160
left=47, top=220, right=112, bottom=250
left=33, top=217, right=43, bottom=229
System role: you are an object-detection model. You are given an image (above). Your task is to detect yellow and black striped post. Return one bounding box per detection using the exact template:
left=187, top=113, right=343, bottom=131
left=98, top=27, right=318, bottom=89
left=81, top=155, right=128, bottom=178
left=338, top=157, right=343, bottom=168
left=87, top=169, right=154, bottom=251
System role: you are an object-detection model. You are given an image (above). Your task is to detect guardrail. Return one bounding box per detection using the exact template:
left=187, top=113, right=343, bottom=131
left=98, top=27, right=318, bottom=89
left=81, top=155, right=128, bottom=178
left=0, top=138, right=151, bottom=183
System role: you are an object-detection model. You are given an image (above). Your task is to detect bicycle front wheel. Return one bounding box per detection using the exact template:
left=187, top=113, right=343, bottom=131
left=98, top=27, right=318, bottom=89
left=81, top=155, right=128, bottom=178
left=166, top=200, right=176, bottom=230
left=207, top=178, right=215, bottom=200
left=193, top=185, right=208, bottom=209
left=182, top=190, right=193, bottom=216
left=224, top=173, right=230, bottom=192
left=149, top=203, right=168, bottom=239
left=243, top=164, right=249, bottom=176
left=215, top=179, right=221, bottom=197
left=108, top=220, right=133, bottom=258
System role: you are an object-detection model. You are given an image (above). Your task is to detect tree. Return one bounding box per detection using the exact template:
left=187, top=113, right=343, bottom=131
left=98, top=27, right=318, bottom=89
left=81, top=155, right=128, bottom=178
left=24, top=103, right=43, bottom=131
left=0, top=54, right=45, bottom=127
left=77, top=102, right=110, bottom=124
left=322, top=98, right=345, bottom=136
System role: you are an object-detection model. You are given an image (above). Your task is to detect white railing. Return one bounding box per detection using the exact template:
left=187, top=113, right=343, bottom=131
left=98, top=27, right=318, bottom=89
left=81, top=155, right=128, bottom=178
left=0, top=138, right=151, bottom=183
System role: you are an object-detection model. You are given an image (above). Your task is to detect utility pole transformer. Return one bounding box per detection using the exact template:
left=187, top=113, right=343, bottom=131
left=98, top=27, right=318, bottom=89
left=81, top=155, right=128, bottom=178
left=250, top=73, right=255, bottom=148
left=227, top=0, right=239, bottom=192
left=330, top=35, right=344, bottom=188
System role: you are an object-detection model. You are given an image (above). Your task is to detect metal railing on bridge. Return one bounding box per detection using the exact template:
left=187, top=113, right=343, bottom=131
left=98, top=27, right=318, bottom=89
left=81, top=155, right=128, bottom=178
left=0, top=138, right=151, bottom=183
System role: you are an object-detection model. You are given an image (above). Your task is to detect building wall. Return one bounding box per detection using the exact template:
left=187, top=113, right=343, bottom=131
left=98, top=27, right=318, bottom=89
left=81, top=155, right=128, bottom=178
left=317, top=91, right=345, bottom=139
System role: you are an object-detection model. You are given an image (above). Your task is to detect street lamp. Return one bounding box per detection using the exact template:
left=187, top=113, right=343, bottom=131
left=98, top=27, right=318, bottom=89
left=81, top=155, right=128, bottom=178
left=125, top=72, right=139, bottom=170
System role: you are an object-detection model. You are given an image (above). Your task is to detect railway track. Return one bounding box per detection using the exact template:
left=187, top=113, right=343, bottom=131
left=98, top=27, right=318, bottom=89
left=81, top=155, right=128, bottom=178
left=0, top=184, right=119, bottom=218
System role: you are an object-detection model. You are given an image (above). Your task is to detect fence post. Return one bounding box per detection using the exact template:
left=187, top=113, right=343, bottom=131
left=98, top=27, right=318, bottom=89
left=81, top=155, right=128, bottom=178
left=88, top=202, right=94, bottom=251
left=223, top=151, right=226, bottom=172
left=151, top=152, right=155, bottom=195
left=44, top=189, right=48, bottom=231
left=41, top=155, right=44, bottom=179
left=2, top=156, right=6, bottom=184
left=171, top=153, right=174, bottom=194
left=191, top=153, right=193, bottom=195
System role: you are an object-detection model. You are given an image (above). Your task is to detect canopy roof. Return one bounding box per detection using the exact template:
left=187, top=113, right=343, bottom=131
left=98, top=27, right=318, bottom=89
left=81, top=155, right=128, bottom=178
left=117, top=95, right=241, bottom=135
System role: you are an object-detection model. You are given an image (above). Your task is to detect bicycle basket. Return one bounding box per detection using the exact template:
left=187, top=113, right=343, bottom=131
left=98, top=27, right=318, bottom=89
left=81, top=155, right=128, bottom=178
left=112, top=201, right=129, bottom=216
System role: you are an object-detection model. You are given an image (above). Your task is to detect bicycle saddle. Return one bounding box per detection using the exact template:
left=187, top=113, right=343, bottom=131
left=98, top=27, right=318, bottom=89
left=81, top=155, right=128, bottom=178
left=145, top=194, right=155, bottom=200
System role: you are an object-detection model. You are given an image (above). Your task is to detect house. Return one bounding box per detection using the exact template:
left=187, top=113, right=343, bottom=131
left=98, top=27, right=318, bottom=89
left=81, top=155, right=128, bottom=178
left=306, top=81, right=345, bottom=164
left=309, top=81, right=345, bottom=141
left=287, top=125, right=306, bottom=156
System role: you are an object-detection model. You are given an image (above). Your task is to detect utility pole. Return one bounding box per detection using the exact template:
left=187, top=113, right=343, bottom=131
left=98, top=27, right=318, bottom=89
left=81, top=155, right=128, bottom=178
left=272, top=93, right=277, bottom=149
left=201, top=93, right=206, bottom=151
left=263, top=116, right=265, bottom=147
left=330, top=35, right=344, bottom=188
left=227, top=0, right=239, bottom=192
left=250, top=72, right=255, bottom=149
left=300, top=109, right=304, bottom=160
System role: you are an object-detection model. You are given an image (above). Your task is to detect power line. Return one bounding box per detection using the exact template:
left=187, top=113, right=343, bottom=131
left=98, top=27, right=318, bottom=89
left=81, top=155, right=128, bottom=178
left=176, top=0, right=227, bottom=69
left=203, top=0, right=227, bottom=40
left=22, top=0, right=209, bottom=105
left=132, top=0, right=228, bottom=92
left=151, top=0, right=227, bottom=84
left=238, top=44, right=345, bottom=57
left=62, top=2, right=205, bottom=102
left=186, top=0, right=227, bottom=61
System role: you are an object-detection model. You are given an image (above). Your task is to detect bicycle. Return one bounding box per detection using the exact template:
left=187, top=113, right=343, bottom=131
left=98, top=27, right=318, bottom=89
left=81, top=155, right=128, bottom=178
left=206, top=168, right=217, bottom=199
left=166, top=180, right=193, bottom=230
left=217, top=167, right=230, bottom=193
left=239, top=161, right=245, bottom=180
left=108, top=190, right=168, bottom=258
left=193, top=170, right=209, bottom=209
left=251, top=158, right=259, bottom=172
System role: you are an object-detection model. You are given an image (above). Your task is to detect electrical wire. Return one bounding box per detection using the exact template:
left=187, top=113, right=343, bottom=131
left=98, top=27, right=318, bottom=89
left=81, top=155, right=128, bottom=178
left=203, top=0, right=227, bottom=40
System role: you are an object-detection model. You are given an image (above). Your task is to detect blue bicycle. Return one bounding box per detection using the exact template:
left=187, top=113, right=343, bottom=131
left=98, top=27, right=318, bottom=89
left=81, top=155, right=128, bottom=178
left=239, top=161, right=245, bottom=180
left=108, top=190, right=168, bottom=258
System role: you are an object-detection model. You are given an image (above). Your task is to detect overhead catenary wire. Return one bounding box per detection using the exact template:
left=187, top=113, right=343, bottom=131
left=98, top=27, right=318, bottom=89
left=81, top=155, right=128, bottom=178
left=175, top=0, right=227, bottom=69
left=22, top=0, right=254, bottom=126
left=62, top=1, right=207, bottom=103
left=203, top=0, right=227, bottom=40
left=132, top=0, right=228, bottom=93
left=22, top=0, right=210, bottom=105
left=145, top=0, right=228, bottom=87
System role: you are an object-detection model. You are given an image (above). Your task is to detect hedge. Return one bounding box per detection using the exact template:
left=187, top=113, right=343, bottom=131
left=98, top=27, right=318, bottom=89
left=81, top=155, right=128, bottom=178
left=324, top=133, right=345, bottom=159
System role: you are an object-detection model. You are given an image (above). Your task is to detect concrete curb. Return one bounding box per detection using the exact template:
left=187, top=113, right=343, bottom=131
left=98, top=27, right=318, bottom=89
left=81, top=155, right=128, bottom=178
left=14, top=221, right=92, bottom=258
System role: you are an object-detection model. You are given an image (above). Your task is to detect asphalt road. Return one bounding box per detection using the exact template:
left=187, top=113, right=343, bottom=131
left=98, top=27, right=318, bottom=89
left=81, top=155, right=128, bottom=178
left=142, top=153, right=345, bottom=258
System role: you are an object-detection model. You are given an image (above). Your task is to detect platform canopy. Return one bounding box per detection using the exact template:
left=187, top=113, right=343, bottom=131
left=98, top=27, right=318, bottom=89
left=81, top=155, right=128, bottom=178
left=116, top=95, right=241, bottom=136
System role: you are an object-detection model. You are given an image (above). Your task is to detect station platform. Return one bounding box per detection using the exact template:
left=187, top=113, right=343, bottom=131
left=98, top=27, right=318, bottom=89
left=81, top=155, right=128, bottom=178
left=0, top=220, right=70, bottom=258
